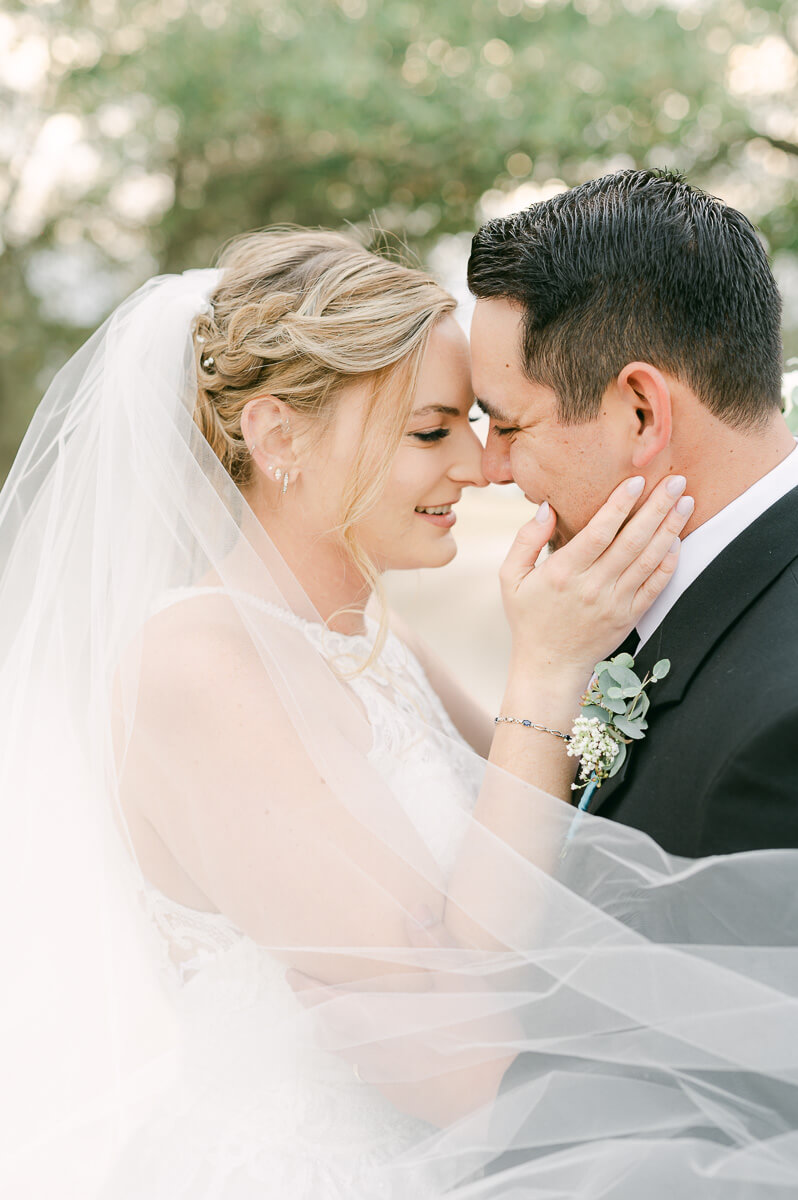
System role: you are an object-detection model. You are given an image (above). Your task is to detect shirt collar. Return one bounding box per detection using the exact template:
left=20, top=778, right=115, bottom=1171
left=636, top=439, right=798, bottom=648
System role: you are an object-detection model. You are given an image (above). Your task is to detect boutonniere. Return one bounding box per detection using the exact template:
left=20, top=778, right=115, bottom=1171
left=568, top=652, right=670, bottom=811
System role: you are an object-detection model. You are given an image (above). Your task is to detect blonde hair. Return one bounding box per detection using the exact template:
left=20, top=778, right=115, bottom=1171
left=192, top=228, right=456, bottom=659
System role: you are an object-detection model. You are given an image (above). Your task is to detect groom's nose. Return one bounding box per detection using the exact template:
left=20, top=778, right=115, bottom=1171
left=482, top=435, right=514, bottom=485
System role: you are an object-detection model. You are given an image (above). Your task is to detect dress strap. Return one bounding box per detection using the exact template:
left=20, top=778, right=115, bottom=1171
left=151, top=585, right=319, bottom=636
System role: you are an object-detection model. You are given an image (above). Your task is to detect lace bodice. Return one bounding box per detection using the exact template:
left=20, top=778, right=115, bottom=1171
left=113, top=587, right=483, bottom=1199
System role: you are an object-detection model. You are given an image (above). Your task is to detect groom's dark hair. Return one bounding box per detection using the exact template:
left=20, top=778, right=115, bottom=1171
left=467, top=169, right=783, bottom=428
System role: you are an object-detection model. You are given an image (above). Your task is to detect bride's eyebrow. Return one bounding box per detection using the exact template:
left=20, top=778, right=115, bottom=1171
left=410, top=404, right=461, bottom=418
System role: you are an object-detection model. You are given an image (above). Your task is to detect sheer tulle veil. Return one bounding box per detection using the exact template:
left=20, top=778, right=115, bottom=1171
left=2, top=269, right=797, bottom=1199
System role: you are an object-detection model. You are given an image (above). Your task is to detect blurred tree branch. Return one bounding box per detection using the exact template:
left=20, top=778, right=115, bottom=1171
left=2, top=0, right=798, bottom=477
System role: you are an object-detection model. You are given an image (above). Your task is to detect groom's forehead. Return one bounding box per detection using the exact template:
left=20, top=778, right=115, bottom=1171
left=470, top=298, right=527, bottom=380
left=470, top=296, right=524, bottom=348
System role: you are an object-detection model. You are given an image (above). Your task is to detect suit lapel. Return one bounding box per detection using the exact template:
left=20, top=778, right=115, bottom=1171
left=588, top=483, right=798, bottom=814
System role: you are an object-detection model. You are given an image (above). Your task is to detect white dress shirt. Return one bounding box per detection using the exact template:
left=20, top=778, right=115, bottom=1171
left=636, top=440, right=798, bottom=649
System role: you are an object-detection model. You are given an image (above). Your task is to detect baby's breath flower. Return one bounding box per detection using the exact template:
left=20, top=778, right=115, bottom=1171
left=567, top=716, right=621, bottom=780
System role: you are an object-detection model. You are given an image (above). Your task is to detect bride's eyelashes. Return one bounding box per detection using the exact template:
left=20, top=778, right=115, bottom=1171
left=409, top=428, right=451, bottom=444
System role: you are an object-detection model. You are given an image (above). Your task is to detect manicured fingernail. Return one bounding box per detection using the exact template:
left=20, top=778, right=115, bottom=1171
left=535, top=500, right=550, bottom=523
left=676, top=495, right=694, bottom=517
left=666, top=475, right=687, bottom=497
left=668, top=536, right=681, bottom=554
left=625, top=476, right=645, bottom=497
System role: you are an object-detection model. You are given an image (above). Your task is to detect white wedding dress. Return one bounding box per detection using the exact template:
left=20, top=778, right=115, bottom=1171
left=101, top=587, right=482, bottom=1200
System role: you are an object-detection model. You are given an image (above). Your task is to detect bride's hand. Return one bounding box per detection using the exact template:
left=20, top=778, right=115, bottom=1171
left=501, top=475, right=693, bottom=680
left=286, top=909, right=520, bottom=1127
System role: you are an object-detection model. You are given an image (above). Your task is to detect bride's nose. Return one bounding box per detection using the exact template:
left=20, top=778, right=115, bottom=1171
left=448, top=424, right=489, bottom=489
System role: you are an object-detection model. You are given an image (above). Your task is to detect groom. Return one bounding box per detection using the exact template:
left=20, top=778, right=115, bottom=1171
left=468, top=167, right=798, bottom=858
left=467, top=169, right=798, bottom=1175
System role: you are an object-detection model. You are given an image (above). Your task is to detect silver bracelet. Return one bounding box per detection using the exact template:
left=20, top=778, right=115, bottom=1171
left=494, top=715, right=572, bottom=742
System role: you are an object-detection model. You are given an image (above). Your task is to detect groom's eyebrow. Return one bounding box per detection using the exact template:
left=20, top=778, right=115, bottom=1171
left=474, top=397, right=511, bottom=423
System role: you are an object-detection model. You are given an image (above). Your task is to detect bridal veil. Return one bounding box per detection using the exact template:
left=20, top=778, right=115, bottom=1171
left=1, top=269, right=797, bottom=1199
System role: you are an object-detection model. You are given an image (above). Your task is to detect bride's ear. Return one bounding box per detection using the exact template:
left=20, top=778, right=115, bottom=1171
left=616, top=362, right=673, bottom=470
left=242, top=396, right=300, bottom=479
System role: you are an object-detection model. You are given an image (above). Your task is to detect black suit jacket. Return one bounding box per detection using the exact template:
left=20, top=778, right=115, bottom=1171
left=589, top=481, right=798, bottom=856
left=489, top=486, right=798, bottom=1176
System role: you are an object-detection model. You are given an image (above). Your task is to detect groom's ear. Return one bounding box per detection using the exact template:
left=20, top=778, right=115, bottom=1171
left=616, top=362, right=672, bottom=470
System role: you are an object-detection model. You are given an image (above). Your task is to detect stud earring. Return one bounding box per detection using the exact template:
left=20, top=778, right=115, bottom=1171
left=282, top=471, right=289, bottom=496
left=274, top=467, right=282, bottom=482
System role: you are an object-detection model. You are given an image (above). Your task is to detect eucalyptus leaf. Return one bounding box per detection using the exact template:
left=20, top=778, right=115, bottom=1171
left=581, top=704, right=612, bottom=723
left=605, top=664, right=641, bottom=690
left=652, top=659, right=671, bottom=680
left=606, top=686, right=624, bottom=699
left=598, top=670, right=617, bottom=694
left=614, top=715, right=647, bottom=739
left=612, top=652, right=635, bottom=669
left=620, top=685, right=640, bottom=698
left=603, top=695, right=628, bottom=715
left=608, top=740, right=628, bottom=777
left=593, top=661, right=613, bottom=676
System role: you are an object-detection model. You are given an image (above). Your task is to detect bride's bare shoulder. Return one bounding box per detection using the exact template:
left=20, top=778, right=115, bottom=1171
left=142, top=591, right=251, bottom=674
left=128, top=590, right=292, bottom=714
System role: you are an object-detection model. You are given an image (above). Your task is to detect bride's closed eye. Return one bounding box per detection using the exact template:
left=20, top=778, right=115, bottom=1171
left=410, top=428, right=450, bottom=443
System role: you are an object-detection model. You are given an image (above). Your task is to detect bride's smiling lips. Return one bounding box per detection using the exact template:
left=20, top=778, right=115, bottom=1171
left=414, top=499, right=458, bottom=528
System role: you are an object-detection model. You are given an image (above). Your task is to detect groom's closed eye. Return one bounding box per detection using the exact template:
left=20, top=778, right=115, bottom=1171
left=475, top=397, right=517, bottom=434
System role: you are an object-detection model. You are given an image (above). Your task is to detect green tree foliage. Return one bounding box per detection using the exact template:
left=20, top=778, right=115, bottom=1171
left=2, top=0, right=797, bottom=476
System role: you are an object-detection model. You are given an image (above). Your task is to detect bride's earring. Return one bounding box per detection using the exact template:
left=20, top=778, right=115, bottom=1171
left=270, top=464, right=291, bottom=494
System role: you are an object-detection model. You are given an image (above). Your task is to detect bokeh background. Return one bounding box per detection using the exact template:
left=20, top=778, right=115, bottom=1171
left=4, top=0, right=798, bottom=704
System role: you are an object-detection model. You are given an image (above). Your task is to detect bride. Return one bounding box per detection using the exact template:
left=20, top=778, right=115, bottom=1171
left=2, top=229, right=796, bottom=1200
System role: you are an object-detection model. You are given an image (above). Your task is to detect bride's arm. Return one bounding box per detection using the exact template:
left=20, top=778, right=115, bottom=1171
left=443, top=474, right=690, bottom=948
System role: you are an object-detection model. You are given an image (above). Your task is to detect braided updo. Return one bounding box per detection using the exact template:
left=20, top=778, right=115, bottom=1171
left=192, top=229, right=456, bottom=489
